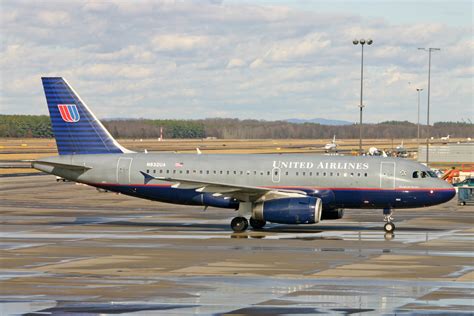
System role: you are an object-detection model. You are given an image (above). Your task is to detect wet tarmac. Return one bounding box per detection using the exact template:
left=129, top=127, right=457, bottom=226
left=0, top=175, right=473, bottom=315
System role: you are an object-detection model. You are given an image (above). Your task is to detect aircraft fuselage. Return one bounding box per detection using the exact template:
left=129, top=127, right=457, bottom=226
left=34, top=153, right=455, bottom=211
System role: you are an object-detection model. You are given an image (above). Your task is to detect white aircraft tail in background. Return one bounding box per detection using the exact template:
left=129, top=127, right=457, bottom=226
left=324, top=135, right=337, bottom=151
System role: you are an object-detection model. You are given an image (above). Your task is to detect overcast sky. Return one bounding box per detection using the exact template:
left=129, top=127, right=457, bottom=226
left=1, top=0, right=472, bottom=123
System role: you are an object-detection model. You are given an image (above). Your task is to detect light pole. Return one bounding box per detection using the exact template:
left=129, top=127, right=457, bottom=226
left=416, top=88, right=423, bottom=149
left=418, top=47, right=440, bottom=165
left=353, top=38, right=373, bottom=155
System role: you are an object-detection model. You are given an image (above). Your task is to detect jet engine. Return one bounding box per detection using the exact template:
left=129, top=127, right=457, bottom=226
left=252, top=197, right=322, bottom=224
left=321, top=208, right=344, bottom=220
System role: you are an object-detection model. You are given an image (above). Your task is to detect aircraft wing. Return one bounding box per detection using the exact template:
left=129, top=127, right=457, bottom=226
left=140, top=171, right=307, bottom=202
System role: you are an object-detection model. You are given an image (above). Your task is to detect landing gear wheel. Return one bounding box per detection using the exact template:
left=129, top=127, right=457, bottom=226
left=231, top=217, right=248, bottom=233
left=384, top=222, right=395, bottom=233
left=249, top=217, right=266, bottom=230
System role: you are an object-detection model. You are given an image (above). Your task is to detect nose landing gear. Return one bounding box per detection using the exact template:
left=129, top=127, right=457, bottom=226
left=383, top=208, right=395, bottom=233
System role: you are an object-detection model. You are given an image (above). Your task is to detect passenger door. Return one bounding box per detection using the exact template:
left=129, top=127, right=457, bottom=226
left=380, top=162, right=395, bottom=188
left=117, top=157, right=133, bottom=184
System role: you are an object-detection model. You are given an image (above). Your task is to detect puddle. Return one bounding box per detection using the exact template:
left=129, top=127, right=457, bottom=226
left=1, top=277, right=472, bottom=315
left=0, top=271, right=49, bottom=281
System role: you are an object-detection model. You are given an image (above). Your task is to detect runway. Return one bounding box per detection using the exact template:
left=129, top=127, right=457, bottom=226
left=1, top=175, right=473, bottom=315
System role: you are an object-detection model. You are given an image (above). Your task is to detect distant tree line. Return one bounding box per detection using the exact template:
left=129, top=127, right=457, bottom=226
left=0, top=115, right=53, bottom=137
left=0, top=115, right=472, bottom=139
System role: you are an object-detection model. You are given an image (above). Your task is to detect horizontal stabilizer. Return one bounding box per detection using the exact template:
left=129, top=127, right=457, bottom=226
left=32, top=161, right=92, bottom=171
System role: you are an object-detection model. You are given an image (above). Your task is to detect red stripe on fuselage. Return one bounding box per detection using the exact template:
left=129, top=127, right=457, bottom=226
left=87, top=182, right=453, bottom=192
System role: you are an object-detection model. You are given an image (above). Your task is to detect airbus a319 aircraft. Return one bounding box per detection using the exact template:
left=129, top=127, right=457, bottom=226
left=33, top=77, right=456, bottom=233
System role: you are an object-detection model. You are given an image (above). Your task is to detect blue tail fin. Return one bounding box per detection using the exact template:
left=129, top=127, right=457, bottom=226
left=42, top=77, right=131, bottom=155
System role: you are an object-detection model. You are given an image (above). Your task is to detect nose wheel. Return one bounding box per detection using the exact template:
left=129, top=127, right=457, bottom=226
left=383, top=208, right=395, bottom=233
left=384, top=222, right=395, bottom=233
left=231, top=217, right=249, bottom=233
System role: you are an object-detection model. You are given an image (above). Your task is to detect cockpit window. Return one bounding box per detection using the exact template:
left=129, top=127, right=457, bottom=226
left=427, top=171, right=438, bottom=178
left=413, top=170, right=438, bottom=178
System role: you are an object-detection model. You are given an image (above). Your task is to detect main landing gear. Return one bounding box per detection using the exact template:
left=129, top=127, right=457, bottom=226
left=249, top=217, right=266, bottom=230
left=230, top=217, right=266, bottom=232
left=383, top=208, right=395, bottom=233
left=230, top=217, right=248, bottom=233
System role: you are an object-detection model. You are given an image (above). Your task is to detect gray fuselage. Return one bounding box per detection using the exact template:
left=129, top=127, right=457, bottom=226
left=34, top=153, right=454, bottom=210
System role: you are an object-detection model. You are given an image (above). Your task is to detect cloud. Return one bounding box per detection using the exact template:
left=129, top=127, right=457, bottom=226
left=0, top=0, right=472, bottom=123
left=37, top=10, right=70, bottom=26
left=151, top=34, right=210, bottom=52
left=227, top=58, right=246, bottom=68
left=266, top=33, right=331, bottom=62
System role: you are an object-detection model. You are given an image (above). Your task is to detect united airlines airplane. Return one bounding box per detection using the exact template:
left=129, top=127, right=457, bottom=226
left=33, top=77, right=455, bottom=233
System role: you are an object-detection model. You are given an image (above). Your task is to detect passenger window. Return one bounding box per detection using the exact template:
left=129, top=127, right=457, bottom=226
left=160, top=170, right=163, bottom=173
left=296, top=172, right=299, bottom=176
left=302, top=172, right=306, bottom=176
left=173, top=170, right=176, bottom=174
left=267, top=171, right=270, bottom=176
left=330, top=172, right=333, bottom=176
left=146, top=169, right=150, bottom=173
left=316, top=172, right=319, bottom=176
left=310, top=172, right=313, bottom=176
left=154, top=170, right=156, bottom=174
left=199, top=170, right=202, bottom=174
left=364, top=173, right=368, bottom=177
left=274, top=171, right=278, bottom=176
left=186, top=170, right=189, bottom=174
left=336, top=172, right=340, bottom=176
left=350, top=172, right=354, bottom=177
left=166, top=170, right=169, bottom=174
left=213, top=170, right=216, bottom=174
left=206, top=170, right=209, bottom=174
left=285, top=172, right=288, bottom=176
left=357, top=173, right=361, bottom=177
left=234, top=171, right=237, bottom=175
left=323, top=172, right=326, bottom=176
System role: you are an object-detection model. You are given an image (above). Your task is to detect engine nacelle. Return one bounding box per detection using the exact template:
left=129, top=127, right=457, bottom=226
left=321, top=208, right=344, bottom=220
left=252, top=197, right=322, bottom=224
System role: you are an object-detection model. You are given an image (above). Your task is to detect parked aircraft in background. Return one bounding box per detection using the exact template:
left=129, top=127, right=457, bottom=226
left=324, top=135, right=337, bottom=152
left=441, top=135, right=450, bottom=141
left=33, top=78, right=456, bottom=234
left=395, top=141, right=408, bottom=158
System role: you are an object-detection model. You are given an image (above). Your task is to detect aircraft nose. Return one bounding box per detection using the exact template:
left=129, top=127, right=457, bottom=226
left=437, top=180, right=456, bottom=203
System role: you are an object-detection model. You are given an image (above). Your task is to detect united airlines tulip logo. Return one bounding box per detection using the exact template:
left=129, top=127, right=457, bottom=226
left=57, top=104, right=80, bottom=122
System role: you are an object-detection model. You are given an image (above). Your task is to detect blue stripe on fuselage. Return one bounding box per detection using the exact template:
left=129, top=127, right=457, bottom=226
left=89, top=183, right=455, bottom=210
